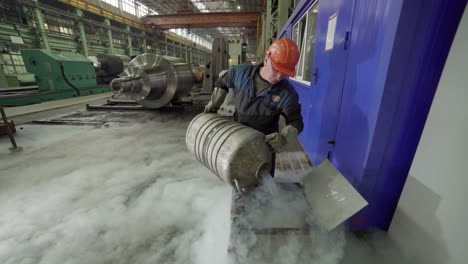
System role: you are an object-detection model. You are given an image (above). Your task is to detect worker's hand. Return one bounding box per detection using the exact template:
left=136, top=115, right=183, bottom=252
left=204, top=87, right=227, bottom=114
left=204, top=102, right=216, bottom=113
left=265, top=125, right=298, bottom=152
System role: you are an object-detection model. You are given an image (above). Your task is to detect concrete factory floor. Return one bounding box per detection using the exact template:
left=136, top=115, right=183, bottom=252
left=0, top=96, right=408, bottom=264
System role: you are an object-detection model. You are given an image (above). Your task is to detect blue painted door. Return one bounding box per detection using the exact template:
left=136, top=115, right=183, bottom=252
left=300, top=0, right=356, bottom=166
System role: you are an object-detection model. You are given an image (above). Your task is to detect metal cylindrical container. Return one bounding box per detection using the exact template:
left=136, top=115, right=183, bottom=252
left=186, top=113, right=273, bottom=190
left=110, top=54, right=193, bottom=108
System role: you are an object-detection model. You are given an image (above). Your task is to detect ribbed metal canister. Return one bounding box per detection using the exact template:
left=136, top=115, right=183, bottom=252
left=186, top=113, right=273, bottom=190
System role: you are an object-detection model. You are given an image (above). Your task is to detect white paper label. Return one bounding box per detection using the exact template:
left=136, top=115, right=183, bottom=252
left=325, top=14, right=337, bottom=51
left=10, top=36, right=24, bottom=44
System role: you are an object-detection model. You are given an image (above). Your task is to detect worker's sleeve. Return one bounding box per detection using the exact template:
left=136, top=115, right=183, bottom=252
left=214, top=68, right=235, bottom=92
left=281, top=93, right=304, bottom=134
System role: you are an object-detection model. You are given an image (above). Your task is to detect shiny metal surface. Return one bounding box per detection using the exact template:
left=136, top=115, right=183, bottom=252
left=87, top=56, right=101, bottom=71
left=88, top=54, right=130, bottom=75
left=110, top=54, right=193, bottom=108
left=186, top=113, right=273, bottom=189
left=302, top=159, right=368, bottom=231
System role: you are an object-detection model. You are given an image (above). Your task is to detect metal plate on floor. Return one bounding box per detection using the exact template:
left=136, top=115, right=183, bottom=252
left=303, top=159, right=368, bottom=231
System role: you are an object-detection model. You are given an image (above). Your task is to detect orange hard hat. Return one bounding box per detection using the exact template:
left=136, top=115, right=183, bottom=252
left=266, top=38, right=300, bottom=76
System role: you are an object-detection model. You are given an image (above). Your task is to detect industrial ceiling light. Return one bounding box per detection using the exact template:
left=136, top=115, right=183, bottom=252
left=237, top=6, right=240, bottom=9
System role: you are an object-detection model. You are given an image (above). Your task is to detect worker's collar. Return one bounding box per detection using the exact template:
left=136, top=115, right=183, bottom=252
left=250, top=63, right=264, bottom=79
left=250, top=63, right=287, bottom=90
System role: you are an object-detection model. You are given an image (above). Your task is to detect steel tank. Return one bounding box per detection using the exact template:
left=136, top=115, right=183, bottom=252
left=186, top=113, right=273, bottom=191
left=110, top=54, right=193, bottom=108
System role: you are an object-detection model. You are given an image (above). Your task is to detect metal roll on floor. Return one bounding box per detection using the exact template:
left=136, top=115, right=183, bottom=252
left=110, top=54, right=193, bottom=108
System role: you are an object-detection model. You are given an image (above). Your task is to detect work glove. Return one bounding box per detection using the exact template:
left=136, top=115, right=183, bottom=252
left=204, top=87, right=227, bottom=113
left=265, top=125, right=298, bottom=152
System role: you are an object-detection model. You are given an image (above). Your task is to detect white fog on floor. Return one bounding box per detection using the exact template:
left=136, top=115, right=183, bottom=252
left=0, top=119, right=347, bottom=264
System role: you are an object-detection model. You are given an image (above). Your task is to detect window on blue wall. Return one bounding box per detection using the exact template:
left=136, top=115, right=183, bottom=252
left=291, top=2, right=319, bottom=84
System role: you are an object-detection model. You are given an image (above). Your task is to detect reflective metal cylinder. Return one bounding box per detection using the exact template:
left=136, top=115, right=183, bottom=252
left=88, top=54, right=131, bottom=75
left=186, top=113, right=273, bottom=190
left=110, top=54, right=193, bottom=108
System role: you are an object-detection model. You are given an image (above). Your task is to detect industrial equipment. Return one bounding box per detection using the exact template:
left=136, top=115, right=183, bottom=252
left=0, top=49, right=107, bottom=106
left=202, top=38, right=229, bottom=93
left=21, top=49, right=97, bottom=93
left=110, top=54, right=196, bottom=109
left=0, top=50, right=112, bottom=106
left=88, top=54, right=131, bottom=84
left=186, top=113, right=273, bottom=191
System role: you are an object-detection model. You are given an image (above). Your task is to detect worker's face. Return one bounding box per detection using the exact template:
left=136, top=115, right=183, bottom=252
left=263, top=56, right=287, bottom=84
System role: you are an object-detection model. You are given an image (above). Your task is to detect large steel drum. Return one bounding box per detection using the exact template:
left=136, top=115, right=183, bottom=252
left=186, top=113, right=273, bottom=191
left=110, top=54, right=193, bottom=108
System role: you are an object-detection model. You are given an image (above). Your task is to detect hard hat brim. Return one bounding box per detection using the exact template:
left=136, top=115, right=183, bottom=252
left=271, top=60, right=296, bottom=77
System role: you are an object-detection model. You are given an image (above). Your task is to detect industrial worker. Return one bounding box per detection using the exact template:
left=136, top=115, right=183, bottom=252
left=204, top=38, right=304, bottom=176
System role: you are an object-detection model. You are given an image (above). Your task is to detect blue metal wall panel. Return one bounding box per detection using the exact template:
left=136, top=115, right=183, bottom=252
left=282, top=0, right=467, bottom=230
left=333, top=0, right=467, bottom=230
left=289, top=0, right=356, bottom=166
left=304, top=0, right=356, bottom=167
left=330, top=0, right=404, bottom=229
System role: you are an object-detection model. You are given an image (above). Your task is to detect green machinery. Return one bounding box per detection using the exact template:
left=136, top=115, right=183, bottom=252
left=22, top=49, right=97, bottom=92
left=0, top=49, right=110, bottom=106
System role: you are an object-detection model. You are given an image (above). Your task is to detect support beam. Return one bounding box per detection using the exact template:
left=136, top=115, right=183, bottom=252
left=278, top=0, right=291, bottom=31
left=126, top=25, right=132, bottom=56
left=32, top=0, right=50, bottom=50
left=142, top=12, right=259, bottom=29
left=75, top=8, right=89, bottom=57
left=265, top=0, right=273, bottom=46
left=142, top=32, right=147, bottom=53
left=104, top=19, right=114, bottom=54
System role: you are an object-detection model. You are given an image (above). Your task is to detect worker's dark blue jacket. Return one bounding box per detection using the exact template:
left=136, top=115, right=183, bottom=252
left=215, top=63, right=304, bottom=135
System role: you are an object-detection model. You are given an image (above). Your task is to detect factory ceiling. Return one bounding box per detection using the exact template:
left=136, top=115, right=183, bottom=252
left=137, top=0, right=263, bottom=51
left=141, top=12, right=259, bottom=30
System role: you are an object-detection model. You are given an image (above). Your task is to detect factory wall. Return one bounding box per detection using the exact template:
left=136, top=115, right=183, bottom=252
left=388, top=7, right=468, bottom=264
left=279, top=0, right=467, bottom=230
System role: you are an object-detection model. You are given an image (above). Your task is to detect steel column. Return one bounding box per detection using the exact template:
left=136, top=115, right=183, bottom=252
left=278, top=0, right=291, bottom=32
left=0, top=56, right=8, bottom=88
left=126, top=25, right=132, bottom=56
left=104, top=19, right=114, bottom=54
left=190, top=47, right=193, bottom=63
left=164, top=37, right=168, bottom=55
left=117, top=0, right=124, bottom=16
left=32, top=0, right=50, bottom=50
left=74, top=8, right=89, bottom=56
left=142, top=31, right=147, bottom=53
left=265, top=0, right=273, bottom=47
